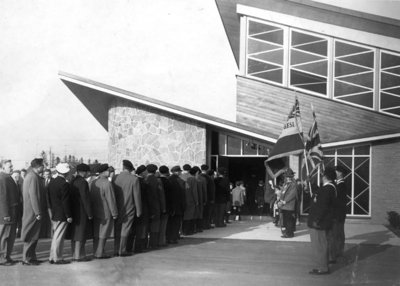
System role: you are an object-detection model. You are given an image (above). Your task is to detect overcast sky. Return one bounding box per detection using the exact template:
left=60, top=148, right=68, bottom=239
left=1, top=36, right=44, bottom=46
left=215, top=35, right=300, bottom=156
left=1, top=0, right=398, bottom=169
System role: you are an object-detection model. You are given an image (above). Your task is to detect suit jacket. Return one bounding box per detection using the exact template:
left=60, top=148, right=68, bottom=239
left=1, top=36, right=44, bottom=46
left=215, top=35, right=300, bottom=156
left=280, top=180, right=297, bottom=211
left=145, top=174, right=165, bottom=217
left=21, top=171, right=47, bottom=241
left=48, top=176, right=72, bottom=221
left=334, top=179, right=347, bottom=222
left=307, top=182, right=336, bottom=230
left=90, top=175, right=118, bottom=220
left=114, top=171, right=142, bottom=219
left=167, top=174, right=186, bottom=216
left=0, top=172, right=19, bottom=224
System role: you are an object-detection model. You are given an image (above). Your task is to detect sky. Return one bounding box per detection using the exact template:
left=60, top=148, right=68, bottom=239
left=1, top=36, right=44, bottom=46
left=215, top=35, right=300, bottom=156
left=1, top=0, right=398, bottom=169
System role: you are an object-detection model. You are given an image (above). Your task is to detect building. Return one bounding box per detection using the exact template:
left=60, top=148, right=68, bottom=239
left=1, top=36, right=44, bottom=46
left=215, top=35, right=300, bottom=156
left=61, top=0, right=400, bottom=223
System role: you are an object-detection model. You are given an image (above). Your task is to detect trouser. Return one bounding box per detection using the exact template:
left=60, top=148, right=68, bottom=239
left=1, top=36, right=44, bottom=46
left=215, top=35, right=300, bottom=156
left=202, top=204, right=211, bottom=229
left=49, top=221, right=69, bottom=262
left=182, top=219, right=194, bottom=235
left=209, top=203, right=216, bottom=226
left=93, top=237, right=108, bottom=258
left=22, top=240, right=39, bottom=262
left=215, top=203, right=226, bottom=227
left=281, top=210, right=295, bottom=237
left=310, top=228, right=329, bottom=272
left=327, top=220, right=345, bottom=261
left=0, top=224, right=16, bottom=263
left=71, top=240, right=87, bottom=260
left=114, top=215, right=135, bottom=255
left=166, top=215, right=181, bottom=242
left=158, top=214, right=169, bottom=246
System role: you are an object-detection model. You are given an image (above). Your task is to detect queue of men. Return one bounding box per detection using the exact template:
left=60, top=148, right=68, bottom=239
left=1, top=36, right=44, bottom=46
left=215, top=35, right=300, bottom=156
left=0, top=158, right=231, bottom=266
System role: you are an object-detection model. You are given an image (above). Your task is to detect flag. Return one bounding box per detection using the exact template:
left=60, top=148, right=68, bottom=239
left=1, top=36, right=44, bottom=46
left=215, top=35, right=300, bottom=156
left=303, top=106, right=324, bottom=179
left=266, top=98, right=304, bottom=178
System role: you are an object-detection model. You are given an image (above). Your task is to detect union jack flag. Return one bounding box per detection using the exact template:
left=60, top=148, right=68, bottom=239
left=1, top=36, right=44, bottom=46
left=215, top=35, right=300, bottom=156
left=304, top=106, right=324, bottom=179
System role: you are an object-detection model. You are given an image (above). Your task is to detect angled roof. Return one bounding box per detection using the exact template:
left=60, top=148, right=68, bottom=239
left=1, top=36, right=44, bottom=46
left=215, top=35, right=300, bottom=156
left=215, top=0, right=400, bottom=67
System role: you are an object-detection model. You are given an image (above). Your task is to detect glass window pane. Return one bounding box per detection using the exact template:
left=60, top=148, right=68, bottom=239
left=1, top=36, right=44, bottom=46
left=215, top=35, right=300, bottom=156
left=324, top=149, right=335, bottom=156
left=227, top=136, right=241, bottom=155
left=290, top=69, right=327, bottom=95
left=243, top=141, right=257, bottom=155
left=258, top=144, right=269, bottom=156
left=354, top=145, right=370, bottom=155
left=337, top=147, right=352, bottom=156
left=336, top=93, right=374, bottom=108
left=381, top=52, right=400, bottom=69
left=218, top=134, right=226, bottom=155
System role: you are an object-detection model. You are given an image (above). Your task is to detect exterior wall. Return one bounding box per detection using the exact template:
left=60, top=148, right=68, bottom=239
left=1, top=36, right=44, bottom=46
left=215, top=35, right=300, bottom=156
left=371, top=140, right=400, bottom=224
left=108, top=98, right=206, bottom=172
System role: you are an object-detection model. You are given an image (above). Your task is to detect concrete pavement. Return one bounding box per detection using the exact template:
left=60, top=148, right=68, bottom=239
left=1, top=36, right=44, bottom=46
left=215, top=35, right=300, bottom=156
left=1, top=218, right=399, bottom=286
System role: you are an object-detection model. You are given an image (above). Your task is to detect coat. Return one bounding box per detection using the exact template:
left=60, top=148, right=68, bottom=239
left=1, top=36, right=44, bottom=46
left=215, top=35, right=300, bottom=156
left=334, top=179, right=347, bottom=222
left=90, top=176, right=118, bottom=221
left=200, top=173, right=215, bottom=203
left=280, top=180, right=297, bottom=211
left=183, top=175, right=198, bottom=221
left=145, top=174, right=165, bottom=218
left=21, top=171, right=47, bottom=242
left=231, top=186, right=245, bottom=206
left=113, top=171, right=142, bottom=221
left=167, top=174, right=186, bottom=216
left=48, top=176, right=72, bottom=222
left=307, top=182, right=336, bottom=230
left=0, top=172, right=19, bottom=224
left=195, top=174, right=207, bottom=219
left=214, top=176, right=230, bottom=204
left=70, top=175, right=93, bottom=241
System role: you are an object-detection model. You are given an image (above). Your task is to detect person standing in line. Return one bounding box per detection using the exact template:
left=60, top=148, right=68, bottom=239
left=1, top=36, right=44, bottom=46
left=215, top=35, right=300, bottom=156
left=180, top=164, right=191, bottom=182
left=69, top=163, right=93, bottom=262
left=166, top=166, right=186, bottom=244
left=158, top=165, right=172, bottom=246
left=21, top=158, right=46, bottom=265
left=182, top=167, right=199, bottom=235
left=214, top=168, right=230, bottom=228
left=113, top=160, right=142, bottom=256
left=308, top=167, right=337, bottom=275
left=193, top=166, right=207, bottom=233
left=145, top=164, right=164, bottom=249
left=199, top=165, right=214, bottom=230
left=0, top=160, right=19, bottom=266
left=48, top=163, right=73, bottom=264
left=42, top=168, right=53, bottom=239
left=11, top=170, right=23, bottom=238
left=90, top=164, right=118, bottom=259
left=130, top=165, right=149, bottom=253
left=207, top=169, right=216, bottom=227
left=328, top=165, right=348, bottom=263
left=278, top=169, right=298, bottom=238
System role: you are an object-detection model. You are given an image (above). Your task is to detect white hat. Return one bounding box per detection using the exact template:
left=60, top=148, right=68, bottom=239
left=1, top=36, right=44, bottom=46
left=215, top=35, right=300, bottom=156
left=56, top=163, right=70, bottom=174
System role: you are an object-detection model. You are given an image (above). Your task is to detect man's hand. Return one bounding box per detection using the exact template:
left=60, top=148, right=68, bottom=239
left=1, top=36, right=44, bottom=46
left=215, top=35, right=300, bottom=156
left=35, top=214, right=41, bottom=221
left=67, top=217, right=73, bottom=223
left=88, top=216, right=93, bottom=220
left=113, top=215, right=118, bottom=220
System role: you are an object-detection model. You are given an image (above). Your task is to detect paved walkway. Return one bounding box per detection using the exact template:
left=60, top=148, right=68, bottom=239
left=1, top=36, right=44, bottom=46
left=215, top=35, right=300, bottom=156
left=1, top=219, right=399, bottom=286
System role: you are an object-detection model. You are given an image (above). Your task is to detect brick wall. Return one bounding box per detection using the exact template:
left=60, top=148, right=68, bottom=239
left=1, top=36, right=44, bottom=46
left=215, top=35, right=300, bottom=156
left=371, top=140, right=400, bottom=224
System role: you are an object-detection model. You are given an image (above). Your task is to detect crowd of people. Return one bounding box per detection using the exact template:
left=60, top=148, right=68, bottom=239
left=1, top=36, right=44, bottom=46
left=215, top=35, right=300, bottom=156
left=0, top=158, right=347, bottom=275
left=0, top=158, right=232, bottom=266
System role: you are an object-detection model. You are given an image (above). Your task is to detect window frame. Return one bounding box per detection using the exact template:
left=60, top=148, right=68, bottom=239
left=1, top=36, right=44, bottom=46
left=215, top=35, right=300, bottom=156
left=379, top=49, right=400, bottom=117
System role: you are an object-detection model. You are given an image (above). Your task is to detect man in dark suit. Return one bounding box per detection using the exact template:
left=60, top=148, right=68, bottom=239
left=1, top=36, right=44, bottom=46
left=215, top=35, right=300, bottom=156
left=48, top=163, right=73, bottom=264
left=307, top=167, right=337, bottom=275
left=90, top=164, right=118, bottom=259
left=113, top=160, right=142, bottom=256
left=0, top=160, right=19, bottom=266
left=200, top=165, right=214, bottom=230
left=21, top=158, right=46, bottom=266
left=70, top=163, right=93, bottom=262
left=166, top=166, right=186, bottom=244
left=145, top=164, right=165, bottom=249
left=158, top=166, right=171, bottom=246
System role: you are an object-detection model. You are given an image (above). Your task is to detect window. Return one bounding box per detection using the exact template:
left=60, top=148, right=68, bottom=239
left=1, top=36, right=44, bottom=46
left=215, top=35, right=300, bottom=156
left=290, top=30, right=329, bottom=96
left=247, top=19, right=285, bottom=84
left=334, top=40, right=375, bottom=109
left=380, top=51, right=400, bottom=116
left=324, top=145, right=371, bottom=216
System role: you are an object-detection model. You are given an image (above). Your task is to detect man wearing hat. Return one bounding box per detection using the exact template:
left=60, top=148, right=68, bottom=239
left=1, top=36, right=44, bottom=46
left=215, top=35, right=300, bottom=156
left=200, top=164, right=214, bottom=230
left=328, top=165, right=348, bottom=263
left=182, top=167, right=199, bottom=235
left=113, top=160, right=142, bottom=256
left=278, top=168, right=298, bottom=238
left=90, top=164, right=118, bottom=259
left=166, top=166, right=186, bottom=243
left=307, top=167, right=337, bottom=275
left=158, top=165, right=171, bottom=247
left=145, top=164, right=165, bottom=249
left=21, top=158, right=46, bottom=265
left=69, top=163, right=93, bottom=262
left=48, top=162, right=73, bottom=264
left=180, top=164, right=191, bottom=182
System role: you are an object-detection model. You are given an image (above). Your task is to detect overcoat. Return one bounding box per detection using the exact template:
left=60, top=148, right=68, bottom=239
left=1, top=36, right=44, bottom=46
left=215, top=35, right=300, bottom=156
left=183, top=175, right=198, bottom=221
left=114, top=171, right=142, bottom=220
left=200, top=173, right=214, bottom=203
left=145, top=174, right=165, bottom=232
left=280, top=180, right=298, bottom=211
left=167, top=174, right=186, bottom=216
left=90, top=175, right=118, bottom=238
left=195, top=174, right=207, bottom=219
left=0, top=172, right=19, bottom=224
left=70, top=175, right=93, bottom=241
left=48, top=176, right=72, bottom=222
left=307, top=182, right=336, bottom=230
left=21, top=171, right=47, bottom=242
left=214, top=176, right=230, bottom=204
left=333, top=179, right=347, bottom=223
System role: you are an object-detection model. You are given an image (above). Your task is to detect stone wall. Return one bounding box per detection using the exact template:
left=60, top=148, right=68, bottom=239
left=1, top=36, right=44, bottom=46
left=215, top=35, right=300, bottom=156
left=108, top=98, right=206, bottom=172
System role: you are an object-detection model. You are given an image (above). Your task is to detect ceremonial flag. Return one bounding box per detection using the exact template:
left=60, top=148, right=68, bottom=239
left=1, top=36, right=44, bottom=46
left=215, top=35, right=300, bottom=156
left=304, top=106, right=324, bottom=179
left=266, top=98, right=304, bottom=178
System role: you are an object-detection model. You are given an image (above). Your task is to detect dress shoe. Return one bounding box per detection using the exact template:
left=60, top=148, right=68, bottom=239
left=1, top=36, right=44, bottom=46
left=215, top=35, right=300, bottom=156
left=309, top=269, right=330, bottom=275
left=281, top=234, right=294, bottom=238
left=0, top=261, right=13, bottom=266
left=49, top=260, right=55, bottom=264
left=53, top=260, right=70, bottom=265
left=21, top=261, right=39, bottom=266
left=73, top=257, right=91, bottom=262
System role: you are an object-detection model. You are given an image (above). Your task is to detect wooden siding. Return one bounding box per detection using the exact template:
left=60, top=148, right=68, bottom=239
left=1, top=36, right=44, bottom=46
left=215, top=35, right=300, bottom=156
left=371, top=140, right=400, bottom=224
left=237, top=76, right=400, bottom=143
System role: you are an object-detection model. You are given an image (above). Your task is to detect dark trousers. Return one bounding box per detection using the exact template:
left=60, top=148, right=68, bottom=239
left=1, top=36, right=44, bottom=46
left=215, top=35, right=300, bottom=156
left=281, top=210, right=295, bottom=237
left=182, top=219, right=194, bottom=235
left=22, top=240, right=38, bottom=262
left=327, top=220, right=345, bottom=261
left=202, top=204, right=211, bottom=229
left=0, top=223, right=16, bottom=263
left=166, top=215, right=181, bottom=242
left=215, top=203, right=226, bottom=227
left=310, top=228, right=329, bottom=272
